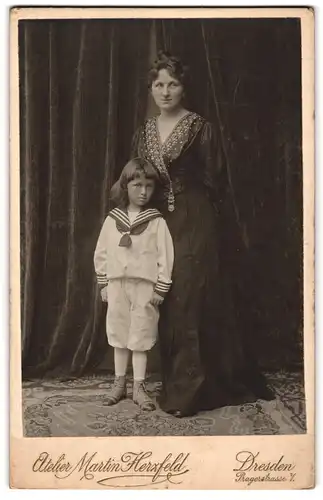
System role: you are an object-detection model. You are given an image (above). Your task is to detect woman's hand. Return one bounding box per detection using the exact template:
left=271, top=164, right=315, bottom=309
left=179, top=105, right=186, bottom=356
left=150, top=291, right=164, bottom=307
left=100, top=286, right=108, bottom=303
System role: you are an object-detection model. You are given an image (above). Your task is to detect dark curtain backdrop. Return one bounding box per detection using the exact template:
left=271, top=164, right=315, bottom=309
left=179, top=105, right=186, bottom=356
left=19, top=18, right=303, bottom=378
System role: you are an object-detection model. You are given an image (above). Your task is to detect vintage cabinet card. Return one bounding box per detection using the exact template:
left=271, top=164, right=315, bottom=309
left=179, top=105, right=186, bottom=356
left=10, top=6, right=314, bottom=489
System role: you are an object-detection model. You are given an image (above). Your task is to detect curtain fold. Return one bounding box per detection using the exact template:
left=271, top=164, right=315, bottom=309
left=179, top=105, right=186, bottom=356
left=20, top=20, right=152, bottom=377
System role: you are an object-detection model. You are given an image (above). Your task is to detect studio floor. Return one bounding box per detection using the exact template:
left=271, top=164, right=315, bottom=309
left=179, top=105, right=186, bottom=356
left=22, top=371, right=306, bottom=437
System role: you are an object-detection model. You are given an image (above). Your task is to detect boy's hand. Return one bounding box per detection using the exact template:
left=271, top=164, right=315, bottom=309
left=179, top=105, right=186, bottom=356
left=100, top=286, right=108, bottom=303
left=150, top=291, right=164, bottom=306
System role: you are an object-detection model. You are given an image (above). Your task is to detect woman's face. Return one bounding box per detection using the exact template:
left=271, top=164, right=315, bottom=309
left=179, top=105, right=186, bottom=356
left=151, top=69, right=184, bottom=112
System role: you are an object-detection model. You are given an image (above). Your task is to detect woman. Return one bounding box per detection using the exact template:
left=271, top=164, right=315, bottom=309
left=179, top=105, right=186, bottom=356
left=131, top=51, right=274, bottom=417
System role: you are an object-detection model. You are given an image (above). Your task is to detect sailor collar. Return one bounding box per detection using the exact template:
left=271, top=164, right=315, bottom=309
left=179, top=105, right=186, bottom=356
left=109, top=207, right=162, bottom=247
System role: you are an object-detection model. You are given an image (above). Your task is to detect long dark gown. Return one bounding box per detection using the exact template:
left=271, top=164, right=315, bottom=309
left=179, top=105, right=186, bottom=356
left=132, top=111, right=274, bottom=416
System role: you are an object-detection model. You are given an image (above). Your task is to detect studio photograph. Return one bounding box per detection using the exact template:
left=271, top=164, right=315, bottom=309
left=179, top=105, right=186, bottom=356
left=17, top=14, right=306, bottom=438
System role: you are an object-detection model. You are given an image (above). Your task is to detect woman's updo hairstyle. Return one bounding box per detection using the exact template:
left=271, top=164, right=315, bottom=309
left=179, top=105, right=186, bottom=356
left=148, top=50, right=190, bottom=89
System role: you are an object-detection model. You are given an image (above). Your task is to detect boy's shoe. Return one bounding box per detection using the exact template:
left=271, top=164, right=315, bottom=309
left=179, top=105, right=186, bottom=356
left=103, top=376, right=127, bottom=405
left=133, top=381, right=156, bottom=411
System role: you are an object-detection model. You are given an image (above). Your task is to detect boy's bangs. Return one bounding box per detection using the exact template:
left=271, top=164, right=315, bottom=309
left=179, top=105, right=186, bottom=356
left=126, top=165, right=158, bottom=183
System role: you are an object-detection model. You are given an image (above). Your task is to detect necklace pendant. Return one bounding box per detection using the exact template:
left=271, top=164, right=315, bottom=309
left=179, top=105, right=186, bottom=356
left=168, top=203, right=175, bottom=212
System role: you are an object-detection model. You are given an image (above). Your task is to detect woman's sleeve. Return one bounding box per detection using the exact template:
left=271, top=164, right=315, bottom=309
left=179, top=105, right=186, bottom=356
left=93, top=217, right=110, bottom=289
left=154, top=219, right=174, bottom=298
left=201, top=121, right=248, bottom=250
left=200, top=121, right=226, bottom=212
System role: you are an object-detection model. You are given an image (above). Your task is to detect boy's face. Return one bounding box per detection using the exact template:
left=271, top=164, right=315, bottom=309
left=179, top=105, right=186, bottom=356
left=127, top=174, right=155, bottom=208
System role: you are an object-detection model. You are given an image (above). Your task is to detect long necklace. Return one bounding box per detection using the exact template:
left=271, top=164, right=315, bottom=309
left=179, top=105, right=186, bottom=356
left=144, top=119, right=175, bottom=212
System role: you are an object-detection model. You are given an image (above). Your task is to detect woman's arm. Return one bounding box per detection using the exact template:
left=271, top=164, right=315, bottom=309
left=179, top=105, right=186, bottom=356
left=200, top=121, right=225, bottom=213
left=200, top=121, right=249, bottom=251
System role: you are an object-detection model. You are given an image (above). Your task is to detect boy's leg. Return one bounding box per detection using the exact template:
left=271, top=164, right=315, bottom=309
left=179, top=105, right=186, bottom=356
left=106, top=280, right=131, bottom=349
left=103, top=280, right=131, bottom=406
left=103, top=347, right=129, bottom=406
left=132, top=350, right=156, bottom=411
left=115, top=347, right=130, bottom=376
left=127, top=280, right=158, bottom=411
left=132, top=350, right=147, bottom=381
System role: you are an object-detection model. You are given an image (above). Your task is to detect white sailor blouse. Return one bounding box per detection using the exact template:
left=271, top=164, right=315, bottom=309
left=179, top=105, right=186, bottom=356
left=94, top=207, right=174, bottom=298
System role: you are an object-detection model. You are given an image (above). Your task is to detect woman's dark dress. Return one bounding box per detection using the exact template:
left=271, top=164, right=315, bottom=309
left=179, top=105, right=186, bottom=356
left=132, top=112, right=274, bottom=416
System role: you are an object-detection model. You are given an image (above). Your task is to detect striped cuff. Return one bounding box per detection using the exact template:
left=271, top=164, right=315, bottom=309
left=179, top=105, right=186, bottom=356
left=154, top=279, right=172, bottom=298
left=96, top=273, right=108, bottom=290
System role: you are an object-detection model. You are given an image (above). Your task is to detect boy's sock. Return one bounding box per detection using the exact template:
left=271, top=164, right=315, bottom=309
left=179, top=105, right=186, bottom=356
left=132, top=350, right=147, bottom=381
left=114, top=347, right=130, bottom=376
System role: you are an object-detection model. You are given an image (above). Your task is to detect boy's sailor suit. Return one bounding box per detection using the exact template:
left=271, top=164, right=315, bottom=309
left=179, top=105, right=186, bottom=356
left=94, top=207, right=174, bottom=351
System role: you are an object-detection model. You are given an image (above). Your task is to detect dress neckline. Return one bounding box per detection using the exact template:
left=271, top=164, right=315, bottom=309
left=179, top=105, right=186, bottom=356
left=155, top=111, right=193, bottom=148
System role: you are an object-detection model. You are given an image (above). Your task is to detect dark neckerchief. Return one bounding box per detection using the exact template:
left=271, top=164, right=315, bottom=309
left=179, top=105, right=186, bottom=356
left=109, top=207, right=162, bottom=247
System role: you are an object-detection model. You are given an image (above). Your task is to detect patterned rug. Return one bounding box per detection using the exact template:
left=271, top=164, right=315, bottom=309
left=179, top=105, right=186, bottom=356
left=22, top=371, right=306, bottom=437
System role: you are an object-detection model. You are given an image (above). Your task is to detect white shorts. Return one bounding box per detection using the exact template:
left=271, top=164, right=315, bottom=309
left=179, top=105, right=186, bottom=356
left=106, top=278, right=159, bottom=351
